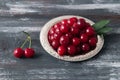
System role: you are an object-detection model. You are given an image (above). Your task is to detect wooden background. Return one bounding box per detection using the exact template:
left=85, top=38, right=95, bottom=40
left=0, top=0, right=120, bottom=80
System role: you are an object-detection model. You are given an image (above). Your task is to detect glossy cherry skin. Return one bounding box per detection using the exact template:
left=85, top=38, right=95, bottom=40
left=71, top=27, right=79, bottom=35
left=60, top=24, right=69, bottom=33
left=65, top=33, right=73, bottom=39
left=82, top=44, right=90, bottom=52
left=85, top=22, right=91, bottom=28
left=54, top=23, right=61, bottom=29
left=60, top=35, right=70, bottom=46
left=53, top=33, right=62, bottom=40
left=49, top=27, right=55, bottom=35
left=80, top=34, right=88, bottom=43
left=13, top=48, right=24, bottom=58
left=89, top=37, right=98, bottom=46
left=57, top=46, right=67, bottom=56
left=72, top=37, right=81, bottom=46
left=67, top=18, right=75, bottom=26
left=48, top=34, right=55, bottom=43
left=79, top=18, right=86, bottom=27
left=86, top=27, right=96, bottom=36
left=61, top=19, right=68, bottom=25
left=52, top=40, right=60, bottom=49
left=55, top=27, right=61, bottom=34
left=24, top=48, right=35, bottom=58
left=67, top=45, right=76, bottom=56
left=69, top=17, right=78, bottom=23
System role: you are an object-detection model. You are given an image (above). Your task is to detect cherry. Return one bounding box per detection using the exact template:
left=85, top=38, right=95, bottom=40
left=60, top=24, right=69, bottom=33
left=67, top=45, right=76, bottom=56
left=54, top=23, right=61, bottom=29
left=57, top=46, right=67, bottom=56
left=61, top=19, right=68, bottom=25
left=60, top=35, right=69, bottom=46
left=82, top=43, right=90, bottom=52
left=13, top=48, right=24, bottom=58
left=65, top=33, right=73, bottom=39
left=72, top=37, right=80, bottom=46
left=68, top=18, right=75, bottom=26
left=89, top=37, right=98, bottom=47
left=53, top=33, right=62, bottom=40
left=49, top=27, right=55, bottom=35
left=80, top=34, right=88, bottom=43
left=71, top=27, right=79, bottom=35
left=52, top=40, right=60, bottom=49
left=77, top=21, right=84, bottom=29
left=69, top=17, right=78, bottom=23
left=85, top=22, right=91, bottom=28
left=86, top=27, right=96, bottom=36
left=24, top=48, right=35, bottom=58
left=73, top=23, right=79, bottom=29
left=49, top=34, right=55, bottom=42
left=55, top=27, right=61, bottom=34
left=79, top=18, right=86, bottom=27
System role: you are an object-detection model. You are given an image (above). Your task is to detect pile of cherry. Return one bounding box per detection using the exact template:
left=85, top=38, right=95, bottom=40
left=48, top=17, right=97, bottom=56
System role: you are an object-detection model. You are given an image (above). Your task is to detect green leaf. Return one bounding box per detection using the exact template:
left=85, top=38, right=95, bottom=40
left=93, top=20, right=110, bottom=31
left=97, top=27, right=112, bottom=34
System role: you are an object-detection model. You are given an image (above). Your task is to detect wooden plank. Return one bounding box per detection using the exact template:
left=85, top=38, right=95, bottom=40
left=0, top=0, right=119, bottom=80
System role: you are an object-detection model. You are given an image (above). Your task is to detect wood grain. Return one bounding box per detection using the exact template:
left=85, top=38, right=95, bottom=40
left=0, top=0, right=120, bottom=80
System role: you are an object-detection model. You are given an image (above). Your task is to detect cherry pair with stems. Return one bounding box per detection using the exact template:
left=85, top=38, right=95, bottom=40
left=13, top=31, right=35, bottom=58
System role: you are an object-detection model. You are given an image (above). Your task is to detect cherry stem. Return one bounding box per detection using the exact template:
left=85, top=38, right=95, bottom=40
left=20, top=38, right=29, bottom=48
left=28, top=36, right=32, bottom=48
left=20, top=31, right=32, bottom=48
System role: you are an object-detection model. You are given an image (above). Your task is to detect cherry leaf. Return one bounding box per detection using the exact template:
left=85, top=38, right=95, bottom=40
left=93, top=20, right=110, bottom=31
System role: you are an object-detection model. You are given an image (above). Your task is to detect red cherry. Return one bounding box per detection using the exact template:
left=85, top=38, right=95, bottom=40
left=61, top=19, right=68, bottom=25
left=60, top=24, right=69, bottom=33
left=69, top=17, right=78, bottom=23
left=89, top=37, right=98, bottom=46
left=79, top=18, right=86, bottom=27
left=24, top=48, right=35, bottom=58
left=54, top=23, right=61, bottom=29
left=13, top=48, right=24, bottom=58
left=80, top=34, right=88, bottom=43
left=71, top=27, right=79, bottom=35
left=57, top=46, right=67, bottom=56
left=52, top=40, right=60, bottom=49
left=68, top=18, right=75, bottom=26
left=67, top=45, right=76, bottom=56
left=86, top=27, right=96, bottom=36
left=60, top=35, right=69, bottom=46
left=82, top=44, right=90, bottom=52
left=65, top=33, right=73, bottom=39
left=77, top=21, right=84, bottom=29
left=49, top=34, right=55, bottom=41
left=53, top=33, right=62, bottom=40
left=55, top=27, right=61, bottom=34
left=49, top=27, right=55, bottom=35
left=73, top=23, right=79, bottom=29
left=72, top=37, right=81, bottom=46
left=85, top=22, right=91, bottom=28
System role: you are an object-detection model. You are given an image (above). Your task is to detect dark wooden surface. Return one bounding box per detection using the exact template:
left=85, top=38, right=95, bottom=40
left=0, top=0, right=120, bottom=80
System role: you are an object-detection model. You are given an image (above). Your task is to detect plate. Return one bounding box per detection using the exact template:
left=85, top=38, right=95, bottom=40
left=40, top=15, right=104, bottom=61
